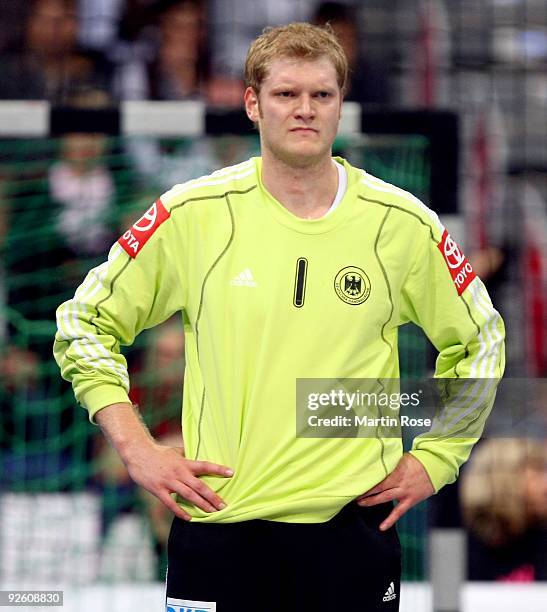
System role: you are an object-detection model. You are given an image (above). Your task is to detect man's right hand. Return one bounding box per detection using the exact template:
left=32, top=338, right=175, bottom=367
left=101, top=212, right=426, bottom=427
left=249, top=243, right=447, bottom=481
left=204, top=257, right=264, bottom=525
left=124, top=442, right=233, bottom=521
left=94, top=403, right=233, bottom=522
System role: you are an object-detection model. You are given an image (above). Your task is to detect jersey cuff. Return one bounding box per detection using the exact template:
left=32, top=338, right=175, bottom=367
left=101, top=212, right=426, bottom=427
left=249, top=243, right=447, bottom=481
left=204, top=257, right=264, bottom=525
left=408, top=448, right=457, bottom=493
left=81, top=385, right=132, bottom=424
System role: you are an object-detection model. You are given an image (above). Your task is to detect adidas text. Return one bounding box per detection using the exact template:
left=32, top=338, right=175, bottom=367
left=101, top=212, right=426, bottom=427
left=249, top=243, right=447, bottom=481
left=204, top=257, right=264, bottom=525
left=382, top=582, right=397, bottom=602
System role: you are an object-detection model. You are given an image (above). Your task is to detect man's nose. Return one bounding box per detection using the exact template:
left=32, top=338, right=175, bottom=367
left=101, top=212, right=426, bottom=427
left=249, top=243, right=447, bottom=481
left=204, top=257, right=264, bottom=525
left=295, top=94, right=314, bottom=119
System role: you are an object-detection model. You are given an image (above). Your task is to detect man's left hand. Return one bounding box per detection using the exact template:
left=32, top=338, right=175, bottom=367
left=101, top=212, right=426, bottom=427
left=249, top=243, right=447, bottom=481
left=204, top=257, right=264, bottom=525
left=356, top=453, right=435, bottom=531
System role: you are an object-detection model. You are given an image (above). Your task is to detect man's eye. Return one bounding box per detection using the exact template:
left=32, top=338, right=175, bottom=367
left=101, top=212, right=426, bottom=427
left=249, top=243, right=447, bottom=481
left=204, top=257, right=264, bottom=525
left=277, top=92, right=293, bottom=97
left=316, top=91, right=331, bottom=98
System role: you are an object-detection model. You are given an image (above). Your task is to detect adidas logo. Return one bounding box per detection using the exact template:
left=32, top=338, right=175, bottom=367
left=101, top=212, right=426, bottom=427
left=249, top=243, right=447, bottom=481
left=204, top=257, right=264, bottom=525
left=382, top=581, right=397, bottom=602
left=230, top=268, right=258, bottom=287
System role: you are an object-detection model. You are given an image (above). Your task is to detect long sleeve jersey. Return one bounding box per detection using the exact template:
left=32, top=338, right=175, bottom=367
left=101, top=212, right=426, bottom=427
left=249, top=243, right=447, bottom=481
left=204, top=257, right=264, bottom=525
left=54, top=157, right=505, bottom=523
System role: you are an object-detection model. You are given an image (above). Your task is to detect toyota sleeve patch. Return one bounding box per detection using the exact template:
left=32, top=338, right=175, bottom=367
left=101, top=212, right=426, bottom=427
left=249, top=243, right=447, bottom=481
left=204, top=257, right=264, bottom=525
left=437, top=229, right=476, bottom=295
left=118, top=199, right=170, bottom=258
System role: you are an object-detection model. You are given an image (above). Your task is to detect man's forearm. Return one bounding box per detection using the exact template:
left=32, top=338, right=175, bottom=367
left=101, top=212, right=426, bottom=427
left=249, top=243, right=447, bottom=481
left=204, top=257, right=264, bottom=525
left=95, top=402, right=156, bottom=464
left=94, top=402, right=229, bottom=519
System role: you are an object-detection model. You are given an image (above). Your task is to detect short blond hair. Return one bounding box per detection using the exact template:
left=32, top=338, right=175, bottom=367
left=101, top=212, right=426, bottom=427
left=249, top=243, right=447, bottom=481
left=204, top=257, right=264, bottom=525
left=244, top=22, right=349, bottom=95
left=460, top=438, right=546, bottom=546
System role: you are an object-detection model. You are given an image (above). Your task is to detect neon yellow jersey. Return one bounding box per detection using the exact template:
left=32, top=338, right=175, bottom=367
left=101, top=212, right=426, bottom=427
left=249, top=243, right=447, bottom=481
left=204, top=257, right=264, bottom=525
left=54, top=157, right=505, bottom=523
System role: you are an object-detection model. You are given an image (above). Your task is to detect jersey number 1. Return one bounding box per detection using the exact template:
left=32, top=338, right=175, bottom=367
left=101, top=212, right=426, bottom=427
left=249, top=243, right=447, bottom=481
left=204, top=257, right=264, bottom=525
left=293, top=258, right=308, bottom=308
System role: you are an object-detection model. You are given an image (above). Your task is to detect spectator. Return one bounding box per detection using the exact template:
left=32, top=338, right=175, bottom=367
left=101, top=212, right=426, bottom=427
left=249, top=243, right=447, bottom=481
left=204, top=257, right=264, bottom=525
left=461, top=438, right=547, bottom=581
left=0, top=0, right=113, bottom=102
left=312, top=1, right=390, bottom=105
left=150, top=0, right=209, bottom=100
left=116, top=0, right=209, bottom=101
left=46, top=89, right=142, bottom=294
left=52, top=131, right=115, bottom=252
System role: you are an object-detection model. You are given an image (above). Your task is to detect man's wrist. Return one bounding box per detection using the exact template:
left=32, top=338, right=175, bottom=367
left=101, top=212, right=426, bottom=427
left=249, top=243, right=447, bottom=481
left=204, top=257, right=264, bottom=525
left=95, top=402, right=156, bottom=464
left=117, top=434, right=157, bottom=466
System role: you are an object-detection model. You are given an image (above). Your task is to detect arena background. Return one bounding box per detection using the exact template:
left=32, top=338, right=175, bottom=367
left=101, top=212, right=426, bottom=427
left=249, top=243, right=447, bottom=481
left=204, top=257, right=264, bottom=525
left=0, top=1, right=545, bottom=611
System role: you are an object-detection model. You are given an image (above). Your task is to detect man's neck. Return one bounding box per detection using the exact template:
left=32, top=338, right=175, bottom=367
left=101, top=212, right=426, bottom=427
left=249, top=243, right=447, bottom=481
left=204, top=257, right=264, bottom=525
left=261, top=152, right=339, bottom=220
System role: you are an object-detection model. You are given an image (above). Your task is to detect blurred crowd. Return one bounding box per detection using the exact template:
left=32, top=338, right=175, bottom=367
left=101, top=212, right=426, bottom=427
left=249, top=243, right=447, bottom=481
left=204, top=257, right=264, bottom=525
left=0, top=0, right=390, bottom=107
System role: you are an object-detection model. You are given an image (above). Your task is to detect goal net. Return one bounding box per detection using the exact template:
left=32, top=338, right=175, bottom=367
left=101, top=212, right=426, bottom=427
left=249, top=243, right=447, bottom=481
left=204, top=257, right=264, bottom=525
left=0, top=104, right=441, bottom=588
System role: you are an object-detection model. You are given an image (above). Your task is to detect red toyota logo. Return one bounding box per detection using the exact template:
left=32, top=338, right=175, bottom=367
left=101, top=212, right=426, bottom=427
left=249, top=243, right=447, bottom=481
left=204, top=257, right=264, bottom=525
left=133, top=202, right=158, bottom=232
left=443, top=234, right=465, bottom=269
left=118, top=199, right=170, bottom=258
left=438, top=229, right=476, bottom=295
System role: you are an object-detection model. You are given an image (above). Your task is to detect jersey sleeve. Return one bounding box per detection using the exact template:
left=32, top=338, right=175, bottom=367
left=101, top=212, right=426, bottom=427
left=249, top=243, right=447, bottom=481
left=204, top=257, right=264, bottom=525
left=53, top=199, right=185, bottom=423
left=400, top=221, right=505, bottom=492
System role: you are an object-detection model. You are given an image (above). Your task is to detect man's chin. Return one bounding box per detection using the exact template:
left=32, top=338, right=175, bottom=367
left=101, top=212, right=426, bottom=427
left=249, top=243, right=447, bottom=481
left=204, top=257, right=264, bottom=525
left=272, top=145, right=330, bottom=169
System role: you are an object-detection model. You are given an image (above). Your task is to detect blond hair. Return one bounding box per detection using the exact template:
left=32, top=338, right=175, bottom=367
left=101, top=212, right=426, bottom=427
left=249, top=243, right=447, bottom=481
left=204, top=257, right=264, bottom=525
left=244, top=22, right=349, bottom=95
left=460, top=438, right=545, bottom=547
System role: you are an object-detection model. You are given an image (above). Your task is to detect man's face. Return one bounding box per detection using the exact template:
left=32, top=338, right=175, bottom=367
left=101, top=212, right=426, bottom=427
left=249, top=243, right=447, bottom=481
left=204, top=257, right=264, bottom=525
left=27, top=0, right=77, bottom=56
left=244, top=56, right=342, bottom=169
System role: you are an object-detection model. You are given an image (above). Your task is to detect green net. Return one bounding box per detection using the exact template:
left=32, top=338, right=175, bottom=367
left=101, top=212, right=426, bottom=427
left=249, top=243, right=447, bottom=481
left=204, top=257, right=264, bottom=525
left=0, top=133, right=430, bottom=584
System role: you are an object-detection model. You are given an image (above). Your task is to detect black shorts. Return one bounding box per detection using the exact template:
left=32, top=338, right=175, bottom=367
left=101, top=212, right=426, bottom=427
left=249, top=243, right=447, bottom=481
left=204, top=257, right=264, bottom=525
left=166, top=502, right=401, bottom=612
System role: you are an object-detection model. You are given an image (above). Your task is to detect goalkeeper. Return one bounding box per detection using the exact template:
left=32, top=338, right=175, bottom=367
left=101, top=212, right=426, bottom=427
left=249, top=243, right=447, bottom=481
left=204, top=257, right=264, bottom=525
left=54, top=22, right=505, bottom=612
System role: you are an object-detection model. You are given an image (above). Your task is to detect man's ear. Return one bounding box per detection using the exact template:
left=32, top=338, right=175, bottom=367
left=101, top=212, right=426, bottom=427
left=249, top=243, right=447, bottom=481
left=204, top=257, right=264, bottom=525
left=244, top=87, right=260, bottom=123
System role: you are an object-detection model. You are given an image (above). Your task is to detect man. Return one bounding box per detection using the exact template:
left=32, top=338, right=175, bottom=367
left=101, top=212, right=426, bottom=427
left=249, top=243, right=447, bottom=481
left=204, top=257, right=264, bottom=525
left=54, top=23, right=505, bottom=612
left=0, top=0, right=113, bottom=101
